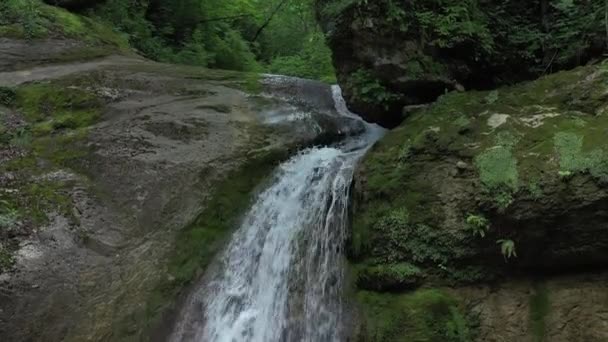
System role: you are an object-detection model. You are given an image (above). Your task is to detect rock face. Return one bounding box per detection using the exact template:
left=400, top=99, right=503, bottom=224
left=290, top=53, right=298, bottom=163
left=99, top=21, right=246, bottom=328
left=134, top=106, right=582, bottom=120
left=316, top=0, right=606, bottom=127
left=0, top=48, right=355, bottom=341
left=349, top=62, right=608, bottom=340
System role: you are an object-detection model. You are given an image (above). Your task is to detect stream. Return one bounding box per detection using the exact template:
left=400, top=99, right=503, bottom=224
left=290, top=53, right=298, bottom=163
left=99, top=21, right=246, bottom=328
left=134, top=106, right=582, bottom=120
left=169, top=85, right=384, bottom=342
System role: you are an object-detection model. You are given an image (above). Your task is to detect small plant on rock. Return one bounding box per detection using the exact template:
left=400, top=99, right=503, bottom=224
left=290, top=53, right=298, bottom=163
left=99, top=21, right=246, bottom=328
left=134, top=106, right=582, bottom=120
left=497, top=239, right=517, bottom=261
left=465, top=214, right=490, bottom=238
left=0, top=200, right=19, bottom=230
left=558, top=170, right=573, bottom=180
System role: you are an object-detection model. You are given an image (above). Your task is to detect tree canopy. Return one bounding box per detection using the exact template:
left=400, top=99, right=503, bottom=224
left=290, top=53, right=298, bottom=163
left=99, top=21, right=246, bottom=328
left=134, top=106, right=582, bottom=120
left=89, top=0, right=336, bottom=80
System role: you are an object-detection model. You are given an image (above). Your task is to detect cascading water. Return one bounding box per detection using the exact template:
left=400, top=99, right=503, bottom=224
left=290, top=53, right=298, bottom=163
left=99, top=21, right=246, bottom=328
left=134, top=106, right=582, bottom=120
left=170, top=85, right=384, bottom=342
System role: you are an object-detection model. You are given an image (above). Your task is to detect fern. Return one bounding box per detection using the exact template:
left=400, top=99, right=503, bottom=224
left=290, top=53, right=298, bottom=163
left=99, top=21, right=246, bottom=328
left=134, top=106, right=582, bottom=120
left=497, top=239, right=517, bottom=261
left=465, top=214, right=490, bottom=238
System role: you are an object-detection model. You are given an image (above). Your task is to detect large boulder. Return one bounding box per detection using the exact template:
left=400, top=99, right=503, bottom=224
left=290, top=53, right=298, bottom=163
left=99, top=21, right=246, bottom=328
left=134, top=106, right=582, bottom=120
left=316, top=0, right=606, bottom=127
left=349, top=62, right=608, bottom=340
left=0, top=56, right=358, bottom=341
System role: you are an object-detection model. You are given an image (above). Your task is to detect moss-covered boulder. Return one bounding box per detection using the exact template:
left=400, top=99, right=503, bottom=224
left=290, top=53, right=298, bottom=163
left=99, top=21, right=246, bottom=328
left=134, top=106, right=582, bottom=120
left=349, top=59, right=608, bottom=342
left=316, top=0, right=606, bottom=127
left=351, top=60, right=608, bottom=293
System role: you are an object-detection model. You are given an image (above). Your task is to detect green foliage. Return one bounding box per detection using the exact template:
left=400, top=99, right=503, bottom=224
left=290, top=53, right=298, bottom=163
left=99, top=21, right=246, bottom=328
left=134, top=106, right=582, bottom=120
left=374, top=214, right=474, bottom=267
left=414, top=0, right=494, bottom=54
left=0, top=0, right=45, bottom=38
left=349, top=69, right=401, bottom=109
left=0, top=87, right=17, bottom=107
left=88, top=0, right=334, bottom=76
left=529, top=284, right=550, bottom=342
left=465, top=214, right=489, bottom=238
left=318, top=0, right=360, bottom=19
left=205, top=30, right=261, bottom=71
left=320, top=0, right=606, bottom=81
left=497, top=239, right=517, bottom=261
left=268, top=32, right=336, bottom=82
left=2, top=0, right=335, bottom=78
left=357, top=289, right=474, bottom=342
left=0, top=0, right=129, bottom=53
left=494, top=191, right=514, bottom=210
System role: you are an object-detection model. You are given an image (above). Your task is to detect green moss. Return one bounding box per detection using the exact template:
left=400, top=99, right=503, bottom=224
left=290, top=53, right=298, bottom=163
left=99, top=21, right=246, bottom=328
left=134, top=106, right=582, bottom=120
left=356, top=262, right=422, bottom=290
left=7, top=83, right=101, bottom=169
left=475, top=146, right=518, bottom=191
left=0, top=25, right=27, bottom=39
left=586, top=149, right=608, bottom=182
left=350, top=61, right=608, bottom=296
left=554, top=132, right=585, bottom=172
left=17, top=84, right=101, bottom=123
left=475, top=133, right=520, bottom=209
left=554, top=132, right=608, bottom=182
left=357, top=289, right=474, bottom=342
left=529, top=284, right=550, bottom=342
left=0, top=173, right=72, bottom=235
left=24, top=180, right=73, bottom=224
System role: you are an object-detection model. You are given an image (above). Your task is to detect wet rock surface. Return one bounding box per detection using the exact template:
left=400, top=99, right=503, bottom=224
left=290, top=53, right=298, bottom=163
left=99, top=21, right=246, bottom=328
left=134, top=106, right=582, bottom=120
left=0, top=54, right=355, bottom=341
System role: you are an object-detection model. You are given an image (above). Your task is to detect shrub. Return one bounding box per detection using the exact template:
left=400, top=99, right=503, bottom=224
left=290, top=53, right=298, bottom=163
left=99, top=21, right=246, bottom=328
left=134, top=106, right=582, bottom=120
left=268, top=32, right=336, bottom=82
left=0, top=0, right=45, bottom=38
left=349, top=69, right=401, bottom=109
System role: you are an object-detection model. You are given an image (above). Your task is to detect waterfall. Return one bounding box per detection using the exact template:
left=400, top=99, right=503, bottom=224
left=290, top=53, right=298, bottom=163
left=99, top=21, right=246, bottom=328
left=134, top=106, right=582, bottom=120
left=170, top=86, right=384, bottom=342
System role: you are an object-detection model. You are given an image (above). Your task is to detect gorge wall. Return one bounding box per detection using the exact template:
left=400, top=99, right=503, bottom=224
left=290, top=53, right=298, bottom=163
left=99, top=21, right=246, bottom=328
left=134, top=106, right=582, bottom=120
left=316, top=1, right=608, bottom=341
left=316, top=0, right=607, bottom=127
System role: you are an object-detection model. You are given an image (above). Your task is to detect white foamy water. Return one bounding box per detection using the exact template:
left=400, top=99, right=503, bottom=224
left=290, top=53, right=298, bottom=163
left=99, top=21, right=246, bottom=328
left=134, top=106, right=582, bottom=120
left=170, top=86, right=383, bottom=342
